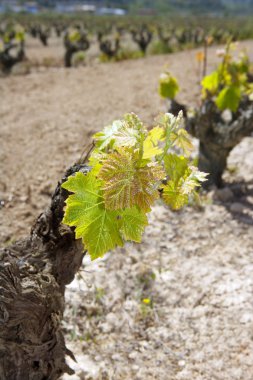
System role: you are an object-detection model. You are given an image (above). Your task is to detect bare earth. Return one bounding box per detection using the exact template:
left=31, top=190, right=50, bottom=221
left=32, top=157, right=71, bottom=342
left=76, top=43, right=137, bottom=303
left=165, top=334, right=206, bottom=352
left=1, top=40, right=253, bottom=380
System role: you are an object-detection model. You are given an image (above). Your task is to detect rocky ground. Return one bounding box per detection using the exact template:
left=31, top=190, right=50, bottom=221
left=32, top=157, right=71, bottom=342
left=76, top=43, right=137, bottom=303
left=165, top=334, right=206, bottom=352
left=1, top=40, right=253, bottom=380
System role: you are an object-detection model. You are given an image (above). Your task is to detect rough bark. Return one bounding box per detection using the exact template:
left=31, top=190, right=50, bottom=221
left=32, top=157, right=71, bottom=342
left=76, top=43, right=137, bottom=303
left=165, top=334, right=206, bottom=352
left=38, top=30, right=49, bottom=47
left=64, top=35, right=90, bottom=68
left=169, top=99, right=253, bottom=188
left=98, top=37, right=120, bottom=59
left=131, top=27, right=152, bottom=54
left=64, top=47, right=75, bottom=68
left=0, top=42, right=25, bottom=73
left=0, top=164, right=89, bottom=380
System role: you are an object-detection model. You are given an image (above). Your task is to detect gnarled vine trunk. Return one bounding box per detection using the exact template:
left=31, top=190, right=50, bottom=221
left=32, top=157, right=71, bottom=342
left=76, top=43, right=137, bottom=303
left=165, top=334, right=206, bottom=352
left=64, top=35, right=90, bottom=68
left=170, top=99, right=253, bottom=188
left=0, top=42, right=25, bottom=73
left=197, top=140, right=230, bottom=188
left=0, top=164, right=88, bottom=380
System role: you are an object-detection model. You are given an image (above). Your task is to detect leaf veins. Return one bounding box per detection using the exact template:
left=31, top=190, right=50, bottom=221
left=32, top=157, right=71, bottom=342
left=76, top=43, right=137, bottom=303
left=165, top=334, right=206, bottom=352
left=62, top=171, right=123, bottom=260
left=98, top=149, right=165, bottom=211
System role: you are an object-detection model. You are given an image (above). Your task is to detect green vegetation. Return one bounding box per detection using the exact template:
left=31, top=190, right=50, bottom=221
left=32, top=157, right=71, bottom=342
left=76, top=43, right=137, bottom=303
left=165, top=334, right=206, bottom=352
left=159, top=71, right=179, bottom=100
left=159, top=46, right=253, bottom=188
left=202, top=43, right=253, bottom=112
left=64, top=27, right=90, bottom=67
left=1, top=13, right=253, bottom=71
left=0, top=23, right=25, bottom=72
left=161, top=43, right=253, bottom=113
left=62, top=112, right=206, bottom=260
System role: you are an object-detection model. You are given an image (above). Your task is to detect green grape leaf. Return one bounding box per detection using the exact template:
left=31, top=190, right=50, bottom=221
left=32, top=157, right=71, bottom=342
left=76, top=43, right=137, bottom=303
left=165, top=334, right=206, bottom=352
left=164, top=154, right=189, bottom=182
left=162, top=161, right=207, bottom=209
left=162, top=181, right=189, bottom=210
left=88, top=149, right=104, bottom=176
left=215, top=85, right=241, bottom=112
left=113, top=125, right=139, bottom=148
left=171, top=128, right=193, bottom=155
left=93, top=120, right=124, bottom=150
left=69, top=29, right=81, bottom=43
left=123, top=113, right=145, bottom=132
left=202, top=71, right=219, bottom=96
left=93, top=113, right=145, bottom=150
left=157, top=111, right=182, bottom=136
left=181, top=168, right=208, bottom=194
left=156, top=111, right=187, bottom=156
left=159, top=72, right=179, bottom=100
left=113, top=113, right=146, bottom=148
left=120, top=207, right=148, bottom=242
left=143, top=126, right=164, bottom=159
left=62, top=171, right=123, bottom=260
left=98, top=149, right=165, bottom=211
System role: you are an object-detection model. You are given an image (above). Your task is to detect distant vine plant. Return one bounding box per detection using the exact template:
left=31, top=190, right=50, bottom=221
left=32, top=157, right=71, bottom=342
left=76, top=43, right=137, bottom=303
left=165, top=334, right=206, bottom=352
left=158, top=45, right=253, bottom=188
left=0, top=24, right=25, bottom=73
left=62, top=112, right=207, bottom=260
left=158, top=70, right=179, bottom=100
left=201, top=43, right=253, bottom=112
left=159, top=43, right=253, bottom=113
left=2, top=24, right=25, bottom=45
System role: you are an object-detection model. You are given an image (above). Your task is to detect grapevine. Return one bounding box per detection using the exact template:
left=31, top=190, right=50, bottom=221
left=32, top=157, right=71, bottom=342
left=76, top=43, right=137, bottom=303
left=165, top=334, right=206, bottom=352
left=0, top=23, right=25, bottom=73
left=159, top=45, right=253, bottom=188
left=201, top=43, right=253, bottom=112
left=159, top=43, right=253, bottom=113
left=62, top=112, right=207, bottom=260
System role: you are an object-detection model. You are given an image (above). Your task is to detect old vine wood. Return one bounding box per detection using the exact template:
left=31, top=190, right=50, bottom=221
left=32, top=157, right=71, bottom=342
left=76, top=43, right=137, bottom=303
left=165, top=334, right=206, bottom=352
left=0, top=113, right=206, bottom=379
